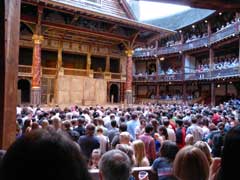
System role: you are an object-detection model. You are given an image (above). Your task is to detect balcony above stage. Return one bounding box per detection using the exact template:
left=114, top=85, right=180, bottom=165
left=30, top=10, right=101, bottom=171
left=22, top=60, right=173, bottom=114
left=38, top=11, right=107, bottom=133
left=18, top=65, right=125, bottom=81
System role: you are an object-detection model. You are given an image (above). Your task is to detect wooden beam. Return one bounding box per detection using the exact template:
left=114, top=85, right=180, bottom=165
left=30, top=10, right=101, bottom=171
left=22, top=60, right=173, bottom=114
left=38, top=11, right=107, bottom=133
left=0, top=0, right=21, bottom=149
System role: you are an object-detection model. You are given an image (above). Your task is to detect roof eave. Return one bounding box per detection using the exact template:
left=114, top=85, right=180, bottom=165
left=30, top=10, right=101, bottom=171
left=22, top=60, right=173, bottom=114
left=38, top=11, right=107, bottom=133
left=40, top=0, right=175, bottom=35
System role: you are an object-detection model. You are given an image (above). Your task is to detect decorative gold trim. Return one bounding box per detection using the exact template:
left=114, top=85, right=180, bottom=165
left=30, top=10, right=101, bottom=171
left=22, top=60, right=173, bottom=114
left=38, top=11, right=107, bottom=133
left=32, top=34, right=44, bottom=45
left=32, top=86, right=41, bottom=89
left=125, top=49, right=134, bottom=57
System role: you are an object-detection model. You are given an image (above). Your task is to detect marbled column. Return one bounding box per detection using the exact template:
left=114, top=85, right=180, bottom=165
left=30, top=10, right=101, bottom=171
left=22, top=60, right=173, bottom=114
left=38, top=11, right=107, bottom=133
left=31, top=34, right=43, bottom=105
left=125, top=49, right=134, bottom=105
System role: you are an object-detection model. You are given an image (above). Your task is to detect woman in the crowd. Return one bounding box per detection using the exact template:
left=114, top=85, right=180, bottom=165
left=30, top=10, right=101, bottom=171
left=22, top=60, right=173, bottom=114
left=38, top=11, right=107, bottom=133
left=88, top=148, right=102, bottom=169
left=209, top=125, right=240, bottom=180
left=173, top=145, right=209, bottom=180
left=132, top=140, right=149, bottom=167
left=152, top=141, right=179, bottom=179
left=194, top=141, right=212, bottom=165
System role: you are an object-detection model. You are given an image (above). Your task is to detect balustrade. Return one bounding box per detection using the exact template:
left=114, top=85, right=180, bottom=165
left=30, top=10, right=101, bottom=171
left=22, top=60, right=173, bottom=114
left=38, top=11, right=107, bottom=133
left=134, top=21, right=240, bottom=57
left=134, top=66, right=240, bottom=82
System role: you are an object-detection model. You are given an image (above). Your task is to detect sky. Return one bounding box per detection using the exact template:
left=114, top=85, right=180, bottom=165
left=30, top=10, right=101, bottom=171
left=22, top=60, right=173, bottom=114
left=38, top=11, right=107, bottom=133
left=138, top=1, right=191, bottom=21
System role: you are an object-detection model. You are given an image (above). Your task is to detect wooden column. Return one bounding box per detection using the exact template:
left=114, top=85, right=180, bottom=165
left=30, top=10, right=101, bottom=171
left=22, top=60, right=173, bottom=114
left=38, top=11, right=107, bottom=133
left=236, top=12, right=240, bottom=19
left=238, top=37, right=240, bottom=67
left=31, top=34, right=44, bottom=105
left=156, top=58, right=160, bottom=75
left=125, top=49, right=134, bottom=105
left=156, top=85, right=160, bottom=98
left=57, top=41, right=63, bottom=70
left=208, top=21, right=212, bottom=36
left=31, top=7, right=43, bottom=105
left=211, top=82, right=215, bottom=106
left=209, top=47, right=214, bottom=71
left=180, top=33, right=184, bottom=44
left=105, top=56, right=110, bottom=72
left=0, top=0, right=21, bottom=149
left=183, top=83, right=187, bottom=103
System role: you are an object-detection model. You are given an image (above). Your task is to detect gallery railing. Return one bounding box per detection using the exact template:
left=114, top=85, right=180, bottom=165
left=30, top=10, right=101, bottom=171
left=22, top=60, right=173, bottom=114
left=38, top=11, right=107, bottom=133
left=134, top=67, right=240, bottom=82
left=134, top=21, right=240, bottom=57
left=18, top=65, right=32, bottom=76
left=42, top=67, right=57, bottom=76
left=64, top=68, right=88, bottom=77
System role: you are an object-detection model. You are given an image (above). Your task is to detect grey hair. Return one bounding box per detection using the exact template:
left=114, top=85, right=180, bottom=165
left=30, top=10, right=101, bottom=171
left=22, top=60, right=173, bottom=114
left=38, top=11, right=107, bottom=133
left=98, top=149, right=131, bottom=180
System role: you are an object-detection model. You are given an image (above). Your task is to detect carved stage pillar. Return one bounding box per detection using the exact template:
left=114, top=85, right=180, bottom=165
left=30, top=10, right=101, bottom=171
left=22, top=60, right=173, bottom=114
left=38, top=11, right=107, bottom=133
left=125, top=49, right=134, bottom=105
left=31, top=34, right=43, bottom=105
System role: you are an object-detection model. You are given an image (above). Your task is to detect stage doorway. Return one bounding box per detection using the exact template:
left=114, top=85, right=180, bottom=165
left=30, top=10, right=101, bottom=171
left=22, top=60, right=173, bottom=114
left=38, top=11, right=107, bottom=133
left=110, top=84, right=119, bottom=103
left=18, top=79, right=31, bottom=104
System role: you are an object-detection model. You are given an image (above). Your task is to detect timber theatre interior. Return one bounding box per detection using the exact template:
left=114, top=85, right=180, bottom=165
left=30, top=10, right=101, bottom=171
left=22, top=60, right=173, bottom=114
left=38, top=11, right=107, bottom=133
left=1, top=0, right=240, bottom=148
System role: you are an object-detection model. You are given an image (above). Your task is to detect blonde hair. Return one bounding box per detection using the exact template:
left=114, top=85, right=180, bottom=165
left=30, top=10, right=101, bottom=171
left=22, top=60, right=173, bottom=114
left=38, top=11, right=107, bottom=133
left=132, top=140, right=147, bottom=166
left=173, top=145, right=209, bottom=180
left=194, top=141, right=212, bottom=165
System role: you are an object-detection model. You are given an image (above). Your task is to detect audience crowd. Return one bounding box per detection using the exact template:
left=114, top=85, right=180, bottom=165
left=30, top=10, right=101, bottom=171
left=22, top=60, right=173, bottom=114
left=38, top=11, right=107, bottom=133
left=1, top=99, right=240, bottom=180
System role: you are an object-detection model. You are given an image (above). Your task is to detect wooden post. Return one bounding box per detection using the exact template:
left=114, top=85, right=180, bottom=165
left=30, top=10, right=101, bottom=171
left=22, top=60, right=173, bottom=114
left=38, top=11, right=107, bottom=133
left=208, top=21, right=212, bottom=36
left=0, top=0, right=21, bottom=149
left=57, top=41, right=63, bottom=71
left=211, top=82, right=215, bottom=106
left=125, top=49, right=134, bottom=105
left=105, top=55, right=110, bottom=72
left=31, top=7, right=43, bottom=105
left=209, top=47, right=214, bottom=72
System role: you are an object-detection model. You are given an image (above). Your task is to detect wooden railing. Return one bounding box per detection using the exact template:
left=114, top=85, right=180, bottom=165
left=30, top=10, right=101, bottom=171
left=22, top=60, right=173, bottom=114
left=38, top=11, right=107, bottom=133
left=135, top=96, right=205, bottom=105
left=18, top=65, right=32, bottom=76
left=42, top=67, right=57, bottom=76
left=134, top=66, right=240, bottom=82
left=134, top=21, right=240, bottom=57
left=93, top=72, right=104, bottom=79
left=111, top=73, right=121, bottom=79
left=64, top=68, right=88, bottom=77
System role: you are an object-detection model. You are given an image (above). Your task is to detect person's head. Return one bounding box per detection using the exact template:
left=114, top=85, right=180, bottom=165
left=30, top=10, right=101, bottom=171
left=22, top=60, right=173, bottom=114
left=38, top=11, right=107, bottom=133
left=217, top=125, right=240, bottom=180
left=96, top=127, right=104, bottom=135
left=62, top=120, right=71, bottom=131
left=52, top=116, right=62, bottom=130
left=145, top=124, right=154, bottom=134
left=98, top=149, right=131, bottom=180
left=159, top=125, right=168, bottom=139
left=194, top=141, right=212, bottom=165
left=185, top=134, right=194, bottom=145
left=119, top=123, right=127, bottom=132
left=119, top=132, right=131, bottom=145
left=86, top=124, right=95, bottom=136
left=0, top=129, right=91, bottom=180
left=111, top=120, right=118, bottom=128
left=41, top=120, right=49, bottom=129
left=89, top=149, right=101, bottom=169
left=116, top=144, right=135, bottom=166
left=159, top=140, right=179, bottom=162
left=132, top=140, right=146, bottom=165
left=173, top=145, right=209, bottom=180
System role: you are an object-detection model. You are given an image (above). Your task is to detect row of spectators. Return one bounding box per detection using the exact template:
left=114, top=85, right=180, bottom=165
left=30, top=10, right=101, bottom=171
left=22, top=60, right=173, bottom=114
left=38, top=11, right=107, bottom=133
left=195, top=56, right=239, bottom=73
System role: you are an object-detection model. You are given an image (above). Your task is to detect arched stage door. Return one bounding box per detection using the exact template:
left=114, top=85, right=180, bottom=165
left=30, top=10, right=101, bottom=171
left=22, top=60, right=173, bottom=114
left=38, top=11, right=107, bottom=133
left=18, top=79, right=31, bottom=104
left=110, top=84, right=120, bottom=103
